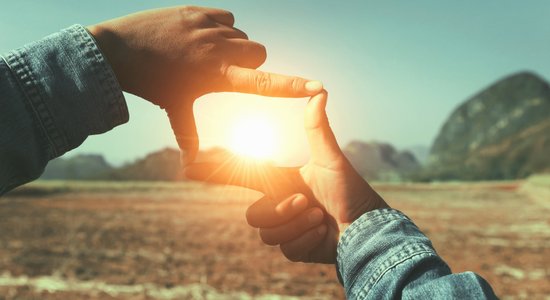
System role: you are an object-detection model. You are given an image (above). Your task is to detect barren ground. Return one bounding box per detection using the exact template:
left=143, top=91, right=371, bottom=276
left=0, top=177, right=549, bottom=299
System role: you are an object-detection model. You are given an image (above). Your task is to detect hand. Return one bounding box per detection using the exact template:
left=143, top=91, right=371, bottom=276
left=184, top=91, right=389, bottom=263
left=248, top=193, right=328, bottom=257
left=87, top=6, right=323, bottom=163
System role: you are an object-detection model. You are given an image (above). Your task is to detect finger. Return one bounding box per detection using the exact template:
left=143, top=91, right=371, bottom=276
left=223, top=65, right=324, bottom=97
left=167, top=103, right=198, bottom=166
left=225, top=39, right=266, bottom=69
left=280, top=224, right=327, bottom=262
left=203, top=25, right=247, bottom=39
left=246, top=194, right=309, bottom=228
left=304, top=91, right=344, bottom=163
left=259, top=207, right=324, bottom=245
left=220, top=27, right=248, bottom=39
left=204, top=8, right=235, bottom=26
left=184, top=161, right=301, bottom=195
left=275, top=193, right=308, bottom=216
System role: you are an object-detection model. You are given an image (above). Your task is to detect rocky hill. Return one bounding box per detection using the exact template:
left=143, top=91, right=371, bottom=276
left=343, top=141, right=420, bottom=181
left=424, top=71, right=550, bottom=180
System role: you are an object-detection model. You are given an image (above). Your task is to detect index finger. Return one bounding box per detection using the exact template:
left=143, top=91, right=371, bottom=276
left=224, top=65, right=324, bottom=98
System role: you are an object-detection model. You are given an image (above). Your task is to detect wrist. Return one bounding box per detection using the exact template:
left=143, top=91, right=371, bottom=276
left=86, top=24, right=111, bottom=58
left=337, top=189, right=389, bottom=235
left=86, top=24, right=126, bottom=90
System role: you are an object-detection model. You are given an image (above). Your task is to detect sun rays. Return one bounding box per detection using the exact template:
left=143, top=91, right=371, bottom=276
left=229, top=115, right=279, bottom=160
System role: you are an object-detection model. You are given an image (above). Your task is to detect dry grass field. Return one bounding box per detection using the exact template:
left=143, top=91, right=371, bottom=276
left=0, top=176, right=549, bottom=299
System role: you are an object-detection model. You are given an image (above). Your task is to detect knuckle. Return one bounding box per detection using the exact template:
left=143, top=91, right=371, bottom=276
left=179, top=5, right=198, bottom=17
left=290, top=77, right=301, bottom=92
left=196, top=13, right=210, bottom=24
left=185, top=10, right=209, bottom=24
left=199, top=42, right=217, bottom=54
left=192, top=29, right=212, bottom=41
left=255, top=72, right=272, bottom=93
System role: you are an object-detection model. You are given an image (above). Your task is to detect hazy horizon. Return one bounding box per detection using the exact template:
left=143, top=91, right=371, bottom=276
left=2, top=1, right=550, bottom=166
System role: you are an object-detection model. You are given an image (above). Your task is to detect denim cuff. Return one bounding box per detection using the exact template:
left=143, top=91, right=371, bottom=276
left=338, top=208, right=412, bottom=248
left=336, top=208, right=437, bottom=298
left=2, top=24, right=128, bottom=159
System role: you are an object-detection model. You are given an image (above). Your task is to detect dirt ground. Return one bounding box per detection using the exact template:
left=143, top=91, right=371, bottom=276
left=0, top=178, right=548, bottom=299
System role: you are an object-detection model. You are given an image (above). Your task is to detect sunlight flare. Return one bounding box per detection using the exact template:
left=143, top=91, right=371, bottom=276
left=229, top=115, right=279, bottom=160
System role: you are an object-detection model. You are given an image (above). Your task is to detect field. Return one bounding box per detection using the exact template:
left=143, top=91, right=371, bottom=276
left=0, top=177, right=549, bottom=299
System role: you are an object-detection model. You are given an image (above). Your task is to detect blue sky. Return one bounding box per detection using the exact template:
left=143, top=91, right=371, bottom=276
left=2, top=1, right=550, bottom=165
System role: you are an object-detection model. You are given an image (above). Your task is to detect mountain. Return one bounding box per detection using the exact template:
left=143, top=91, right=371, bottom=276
left=406, top=145, right=430, bottom=165
left=41, top=154, right=113, bottom=180
left=40, top=147, right=236, bottom=181
left=343, top=141, right=420, bottom=181
left=424, top=71, right=550, bottom=180
left=106, top=148, right=182, bottom=181
left=105, top=147, right=234, bottom=181
left=41, top=143, right=420, bottom=182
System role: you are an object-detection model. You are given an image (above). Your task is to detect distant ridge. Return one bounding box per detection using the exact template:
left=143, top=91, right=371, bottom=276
left=105, top=148, right=182, bottom=181
left=44, top=71, right=550, bottom=183
left=41, top=148, right=234, bottom=181
left=106, top=147, right=235, bottom=181
left=41, top=154, right=112, bottom=180
left=343, top=141, right=420, bottom=181
left=42, top=142, right=421, bottom=182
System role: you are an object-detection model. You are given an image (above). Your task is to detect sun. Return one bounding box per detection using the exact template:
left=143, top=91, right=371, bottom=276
left=229, top=115, right=278, bottom=160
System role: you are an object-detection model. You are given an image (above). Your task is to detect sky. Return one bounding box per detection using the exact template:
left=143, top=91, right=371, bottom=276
left=2, top=1, right=550, bottom=166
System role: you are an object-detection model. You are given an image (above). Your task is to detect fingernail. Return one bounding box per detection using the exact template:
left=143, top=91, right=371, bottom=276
left=308, top=209, right=324, bottom=225
left=305, top=81, right=323, bottom=94
left=292, top=194, right=307, bottom=210
left=317, top=225, right=327, bottom=235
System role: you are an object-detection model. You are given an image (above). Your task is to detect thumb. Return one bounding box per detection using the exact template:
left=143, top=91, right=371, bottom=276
left=224, top=65, right=323, bottom=97
left=304, top=90, right=343, bottom=163
left=167, top=102, right=198, bottom=166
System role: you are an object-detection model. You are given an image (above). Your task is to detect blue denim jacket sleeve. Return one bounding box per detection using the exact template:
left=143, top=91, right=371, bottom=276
left=0, top=25, right=128, bottom=195
left=337, top=208, right=498, bottom=299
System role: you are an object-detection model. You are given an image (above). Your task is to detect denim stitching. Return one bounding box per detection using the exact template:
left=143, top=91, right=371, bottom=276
left=337, top=209, right=413, bottom=295
left=2, top=53, right=58, bottom=158
left=358, top=244, right=436, bottom=300
left=70, top=25, right=128, bottom=125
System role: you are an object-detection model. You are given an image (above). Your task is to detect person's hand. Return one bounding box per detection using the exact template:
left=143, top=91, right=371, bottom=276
left=246, top=192, right=329, bottom=258
left=184, top=91, right=389, bottom=263
left=87, top=6, right=323, bottom=163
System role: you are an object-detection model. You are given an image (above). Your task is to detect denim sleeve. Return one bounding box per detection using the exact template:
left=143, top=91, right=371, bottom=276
left=337, top=208, right=498, bottom=299
left=0, top=25, right=128, bottom=195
